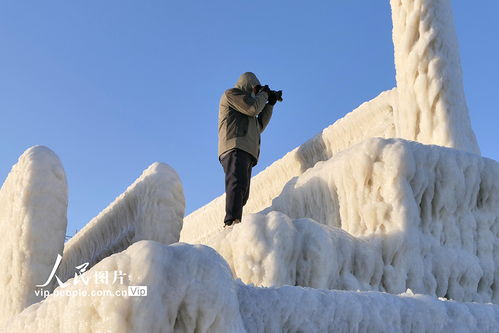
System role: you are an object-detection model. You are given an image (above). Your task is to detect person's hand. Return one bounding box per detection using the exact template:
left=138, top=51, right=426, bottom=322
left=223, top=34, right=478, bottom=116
left=260, top=85, right=271, bottom=94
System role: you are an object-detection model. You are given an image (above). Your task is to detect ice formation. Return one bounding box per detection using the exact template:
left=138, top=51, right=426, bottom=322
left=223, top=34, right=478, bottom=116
left=4, top=241, right=246, bottom=333
left=390, top=0, right=480, bottom=154
left=57, top=162, right=184, bottom=283
left=0, top=146, right=68, bottom=328
left=181, top=89, right=397, bottom=242
left=198, top=182, right=499, bottom=303
left=194, top=211, right=382, bottom=290
left=2, top=0, right=498, bottom=331
left=264, top=138, right=499, bottom=303
left=4, top=241, right=499, bottom=333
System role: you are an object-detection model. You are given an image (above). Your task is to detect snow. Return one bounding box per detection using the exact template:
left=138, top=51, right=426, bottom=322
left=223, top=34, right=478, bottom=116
left=181, top=89, right=397, bottom=243
left=0, top=146, right=68, bottom=328
left=4, top=241, right=499, bottom=333
left=57, top=162, right=185, bottom=283
left=390, top=0, right=480, bottom=154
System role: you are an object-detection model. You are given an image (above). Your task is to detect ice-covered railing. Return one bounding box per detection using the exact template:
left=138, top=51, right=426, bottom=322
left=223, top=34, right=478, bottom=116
left=0, top=146, right=68, bottom=328
left=180, top=89, right=397, bottom=243
left=4, top=241, right=499, bottom=332
left=249, top=138, right=498, bottom=304
left=56, top=162, right=185, bottom=283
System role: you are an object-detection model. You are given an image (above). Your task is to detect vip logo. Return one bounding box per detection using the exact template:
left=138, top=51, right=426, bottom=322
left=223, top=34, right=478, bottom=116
left=128, top=286, right=147, bottom=297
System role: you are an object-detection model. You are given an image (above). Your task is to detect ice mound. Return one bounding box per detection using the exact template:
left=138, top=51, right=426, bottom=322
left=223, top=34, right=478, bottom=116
left=0, top=146, right=68, bottom=328
left=194, top=211, right=382, bottom=291
left=4, top=241, right=498, bottom=333
left=3, top=241, right=246, bottom=333
left=57, top=162, right=185, bottom=283
left=181, top=89, right=397, bottom=242
left=265, top=138, right=499, bottom=303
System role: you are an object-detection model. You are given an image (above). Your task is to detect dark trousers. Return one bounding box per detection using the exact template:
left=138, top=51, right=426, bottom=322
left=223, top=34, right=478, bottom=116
left=220, top=149, right=255, bottom=225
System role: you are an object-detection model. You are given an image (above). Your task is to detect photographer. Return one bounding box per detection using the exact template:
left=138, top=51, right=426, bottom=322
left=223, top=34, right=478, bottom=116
left=217, top=72, right=281, bottom=227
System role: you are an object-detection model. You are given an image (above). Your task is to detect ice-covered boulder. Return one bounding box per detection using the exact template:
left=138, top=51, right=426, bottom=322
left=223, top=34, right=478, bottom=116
left=181, top=89, right=397, bottom=242
left=0, top=146, right=68, bottom=328
left=264, top=138, right=499, bottom=303
left=57, top=162, right=185, bottom=283
left=4, top=241, right=499, bottom=333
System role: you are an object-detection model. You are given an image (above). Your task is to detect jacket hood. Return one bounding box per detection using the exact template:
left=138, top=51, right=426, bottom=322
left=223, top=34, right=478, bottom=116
left=234, top=72, right=261, bottom=93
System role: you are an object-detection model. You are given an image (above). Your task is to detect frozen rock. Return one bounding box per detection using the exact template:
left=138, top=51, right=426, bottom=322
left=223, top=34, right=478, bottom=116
left=0, top=146, right=68, bottom=328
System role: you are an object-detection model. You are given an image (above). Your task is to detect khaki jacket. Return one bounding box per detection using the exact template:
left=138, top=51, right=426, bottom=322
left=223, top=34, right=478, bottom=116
left=218, top=72, right=274, bottom=165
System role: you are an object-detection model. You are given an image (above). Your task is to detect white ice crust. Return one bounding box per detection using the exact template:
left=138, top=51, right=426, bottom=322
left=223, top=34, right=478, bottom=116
left=181, top=89, right=397, bottom=243
left=0, top=146, right=68, bottom=328
left=4, top=241, right=499, bottom=333
left=390, top=0, right=480, bottom=154
left=263, top=138, right=499, bottom=303
left=195, top=211, right=382, bottom=291
left=57, top=162, right=185, bottom=283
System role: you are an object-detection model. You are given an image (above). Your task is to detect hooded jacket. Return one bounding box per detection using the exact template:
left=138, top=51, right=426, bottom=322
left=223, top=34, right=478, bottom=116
left=218, top=72, right=274, bottom=165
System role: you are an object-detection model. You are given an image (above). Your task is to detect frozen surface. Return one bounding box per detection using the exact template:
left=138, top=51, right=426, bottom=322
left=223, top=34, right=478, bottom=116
left=195, top=211, right=382, bottom=290
left=3, top=241, right=246, bottom=333
left=181, top=89, right=397, bottom=243
left=390, top=0, right=480, bottom=154
left=57, top=162, right=185, bottom=283
left=264, top=138, right=499, bottom=303
left=238, top=285, right=499, bottom=333
left=5, top=241, right=499, bottom=333
left=0, top=146, right=68, bottom=328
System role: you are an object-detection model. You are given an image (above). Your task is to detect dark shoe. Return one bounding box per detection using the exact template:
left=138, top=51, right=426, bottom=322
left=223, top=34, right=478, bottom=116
left=223, top=219, right=241, bottom=228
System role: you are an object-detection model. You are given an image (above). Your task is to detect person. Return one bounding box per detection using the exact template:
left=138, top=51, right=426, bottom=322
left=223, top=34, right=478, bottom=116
left=218, top=72, right=278, bottom=227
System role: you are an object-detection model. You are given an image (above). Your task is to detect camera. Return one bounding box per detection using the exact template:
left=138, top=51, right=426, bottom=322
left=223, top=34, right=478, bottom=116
left=268, top=89, right=283, bottom=102
left=255, top=84, right=283, bottom=102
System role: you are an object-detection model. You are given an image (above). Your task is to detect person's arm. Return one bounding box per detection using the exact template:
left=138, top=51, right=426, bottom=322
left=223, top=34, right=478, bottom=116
left=257, top=104, right=274, bottom=132
left=225, top=89, right=268, bottom=117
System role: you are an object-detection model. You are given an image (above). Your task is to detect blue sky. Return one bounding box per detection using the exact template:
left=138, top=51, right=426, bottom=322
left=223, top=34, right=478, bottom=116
left=0, top=1, right=498, bottom=237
